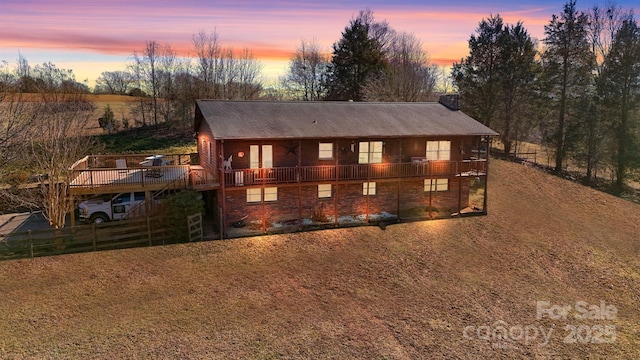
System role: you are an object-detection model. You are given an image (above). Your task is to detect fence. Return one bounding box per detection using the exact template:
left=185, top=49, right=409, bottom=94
left=0, top=214, right=203, bottom=261
left=188, top=213, right=203, bottom=242
left=491, top=149, right=538, bottom=165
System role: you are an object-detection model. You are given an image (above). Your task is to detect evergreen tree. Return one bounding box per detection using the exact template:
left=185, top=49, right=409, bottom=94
left=325, top=13, right=387, bottom=101
left=540, top=0, right=595, bottom=174
left=453, top=15, right=539, bottom=155
left=452, top=15, right=504, bottom=128
left=495, top=22, right=539, bottom=155
left=598, top=17, right=640, bottom=193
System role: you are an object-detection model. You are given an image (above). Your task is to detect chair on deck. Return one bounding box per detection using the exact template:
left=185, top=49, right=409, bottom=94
left=146, top=158, right=163, bottom=178
left=116, top=159, right=128, bottom=174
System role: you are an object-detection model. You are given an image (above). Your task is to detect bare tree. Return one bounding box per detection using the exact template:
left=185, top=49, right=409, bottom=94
left=191, top=31, right=264, bottom=100
left=217, top=47, right=263, bottom=100
left=0, top=61, right=34, bottom=175
left=1, top=61, right=96, bottom=228
left=284, top=39, right=329, bottom=101
left=128, top=54, right=150, bottom=126
left=144, top=40, right=160, bottom=127
left=131, top=41, right=187, bottom=128
left=356, top=8, right=392, bottom=52
left=588, top=2, right=630, bottom=75
left=433, top=64, right=455, bottom=94
left=192, top=30, right=222, bottom=98
left=95, top=70, right=133, bottom=94
left=364, top=31, right=437, bottom=102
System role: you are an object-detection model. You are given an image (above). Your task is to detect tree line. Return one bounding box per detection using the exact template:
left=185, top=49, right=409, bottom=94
left=93, top=9, right=439, bottom=130
left=453, top=0, right=640, bottom=193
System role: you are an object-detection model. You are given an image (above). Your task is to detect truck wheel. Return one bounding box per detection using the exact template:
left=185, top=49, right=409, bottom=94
left=90, top=213, right=109, bottom=224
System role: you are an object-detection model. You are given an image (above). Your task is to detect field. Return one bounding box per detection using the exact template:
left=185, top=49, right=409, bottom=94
left=88, top=94, right=196, bottom=154
left=1, top=159, right=639, bottom=359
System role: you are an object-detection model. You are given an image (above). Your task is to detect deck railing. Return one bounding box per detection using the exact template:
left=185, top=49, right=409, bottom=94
left=68, top=156, right=486, bottom=190
left=69, top=165, right=190, bottom=189
left=68, top=154, right=199, bottom=191
left=223, top=160, right=486, bottom=187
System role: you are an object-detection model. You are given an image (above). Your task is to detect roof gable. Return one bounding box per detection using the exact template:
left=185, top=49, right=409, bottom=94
left=196, top=100, right=497, bottom=140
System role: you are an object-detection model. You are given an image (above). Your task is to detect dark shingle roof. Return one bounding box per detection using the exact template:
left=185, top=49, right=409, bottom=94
left=196, top=100, right=497, bottom=140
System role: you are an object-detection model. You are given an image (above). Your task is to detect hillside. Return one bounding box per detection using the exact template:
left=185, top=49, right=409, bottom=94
left=0, top=159, right=639, bottom=359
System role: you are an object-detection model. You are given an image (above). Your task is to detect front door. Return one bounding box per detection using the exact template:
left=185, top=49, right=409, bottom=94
left=250, top=144, right=273, bottom=182
left=250, top=145, right=273, bottom=168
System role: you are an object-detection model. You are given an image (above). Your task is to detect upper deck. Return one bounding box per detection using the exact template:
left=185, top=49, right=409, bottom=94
left=68, top=154, right=217, bottom=195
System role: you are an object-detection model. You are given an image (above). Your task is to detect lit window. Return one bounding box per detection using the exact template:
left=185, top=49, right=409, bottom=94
left=358, top=141, right=383, bottom=164
left=264, top=187, right=278, bottom=202
left=426, top=141, right=451, bottom=161
left=424, top=179, right=449, bottom=192
left=246, top=187, right=278, bottom=203
left=318, top=184, right=332, bottom=198
left=246, top=188, right=261, bottom=203
left=319, top=143, right=333, bottom=160
left=363, top=182, right=376, bottom=195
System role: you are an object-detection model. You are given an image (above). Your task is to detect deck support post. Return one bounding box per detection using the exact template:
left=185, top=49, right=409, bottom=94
left=458, top=175, right=462, bottom=215
left=428, top=178, right=433, bottom=219
left=297, top=139, right=302, bottom=231
left=262, top=141, right=266, bottom=233
left=333, top=139, right=339, bottom=227
left=220, top=140, right=226, bottom=240
left=365, top=141, right=370, bottom=223
left=483, top=136, right=492, bottom=215
left=397, top=141, right=402, bottom=221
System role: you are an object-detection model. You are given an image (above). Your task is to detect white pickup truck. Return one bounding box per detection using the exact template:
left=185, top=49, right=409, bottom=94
left=78, top=192, right=146, bottom=223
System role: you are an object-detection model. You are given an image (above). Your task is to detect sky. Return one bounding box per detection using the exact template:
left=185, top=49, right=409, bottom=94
left=1, top=0, right=638, bottom=88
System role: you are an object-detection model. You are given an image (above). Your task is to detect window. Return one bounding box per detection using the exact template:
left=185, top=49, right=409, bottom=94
left=318, top=184, right=332, bottom=198
left=246, top=187, right=278, bottom=203
left=113, top=193, right=131, bottom=203
left=264, top=187, right=278, bottom=202
left=424, top=179, right=449, bottom=192
left=246, top=188, right=262, bottom=203
left=319, top=143, right=333, bottom=160
left=363, top=182, right=376, bottom=195
left=426, top=140, right=451, bottom=161
left=358, top=141, right=383, bottom=164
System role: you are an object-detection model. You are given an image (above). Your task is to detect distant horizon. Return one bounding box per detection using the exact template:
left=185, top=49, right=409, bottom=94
left=2, top=0, right=638, bottom=88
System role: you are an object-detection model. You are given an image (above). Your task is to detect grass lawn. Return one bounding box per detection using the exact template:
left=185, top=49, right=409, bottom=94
left=0, top=160, right=639, bottom=359
left=88, top=94, right=196, bottom=154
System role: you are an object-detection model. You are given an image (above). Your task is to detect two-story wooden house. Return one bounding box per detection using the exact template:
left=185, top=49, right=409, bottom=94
left=195, top=97, right=497, bottom=237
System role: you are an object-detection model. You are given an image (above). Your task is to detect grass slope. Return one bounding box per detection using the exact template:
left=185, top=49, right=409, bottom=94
left=0, top=159, right=639, bottom=359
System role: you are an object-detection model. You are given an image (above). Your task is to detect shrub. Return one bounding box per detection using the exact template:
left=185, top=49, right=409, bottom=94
left=162, top=190, right=204, bottom=242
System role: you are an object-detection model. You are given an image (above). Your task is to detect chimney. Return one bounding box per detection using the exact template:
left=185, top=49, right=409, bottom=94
left=438, top=94, right=460, bottom=111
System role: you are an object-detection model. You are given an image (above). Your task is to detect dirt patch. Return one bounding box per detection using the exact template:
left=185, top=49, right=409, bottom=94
left=0, top=159, right=639, bottom=358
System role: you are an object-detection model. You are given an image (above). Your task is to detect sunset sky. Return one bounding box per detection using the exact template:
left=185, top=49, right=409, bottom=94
left=1, top=0, right=638, bottom=87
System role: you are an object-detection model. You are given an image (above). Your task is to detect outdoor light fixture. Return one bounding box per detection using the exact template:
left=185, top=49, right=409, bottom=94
left=238, top=151, right=245, bottom=158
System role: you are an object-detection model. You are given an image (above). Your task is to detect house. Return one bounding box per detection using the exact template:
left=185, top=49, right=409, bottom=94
left=194, top=97, right=498, bottom=237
